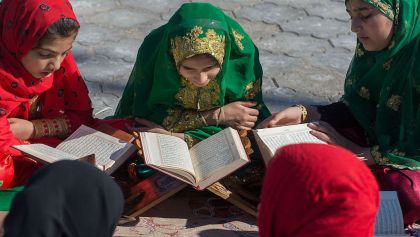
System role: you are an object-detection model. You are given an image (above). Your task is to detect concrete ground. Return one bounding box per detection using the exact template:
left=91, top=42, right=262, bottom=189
left=72, top=0, right=355, bottom=117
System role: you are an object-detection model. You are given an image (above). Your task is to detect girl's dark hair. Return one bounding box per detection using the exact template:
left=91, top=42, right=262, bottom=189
left=38, top=18, right=79, bottom=46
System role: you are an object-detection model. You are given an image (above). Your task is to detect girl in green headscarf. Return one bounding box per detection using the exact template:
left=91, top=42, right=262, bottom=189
left=259, top=0, right=419, bottom=224
left=115, top=2, right=270, bottom=147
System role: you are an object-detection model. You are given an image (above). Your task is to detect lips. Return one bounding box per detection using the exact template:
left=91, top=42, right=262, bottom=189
left=358, top=35, right=369, bottom=40
left=40, top=71, right=52, bottom=77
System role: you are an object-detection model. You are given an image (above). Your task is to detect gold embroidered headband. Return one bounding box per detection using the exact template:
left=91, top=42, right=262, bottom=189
left=170, top=26, right=225, bottom=68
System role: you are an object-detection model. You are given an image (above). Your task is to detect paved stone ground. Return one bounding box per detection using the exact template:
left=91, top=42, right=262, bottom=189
left=72, top=0, right=356, bottom=118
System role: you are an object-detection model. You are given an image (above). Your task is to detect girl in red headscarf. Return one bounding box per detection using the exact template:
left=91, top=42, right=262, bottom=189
left=258, top=144, right=379, bottom=237
left=0, top=0, right=98, bottom=189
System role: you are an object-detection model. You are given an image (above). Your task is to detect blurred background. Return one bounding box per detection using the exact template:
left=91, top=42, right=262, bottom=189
left=72, top=0, right=355, bottom=117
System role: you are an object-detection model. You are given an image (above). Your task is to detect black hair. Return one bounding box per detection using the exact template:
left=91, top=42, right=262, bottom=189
left=37, top=18, right=79, bottom=46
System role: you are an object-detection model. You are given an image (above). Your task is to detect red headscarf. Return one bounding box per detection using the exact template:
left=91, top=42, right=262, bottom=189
left=0, top=0, right=93, bottom=151
left=258, top=144, right=379, bottom=237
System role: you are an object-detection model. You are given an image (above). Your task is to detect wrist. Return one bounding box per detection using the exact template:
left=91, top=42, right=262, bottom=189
left=292, top=104, right=308, bottom=123
left=29, top=121, right=36, bottom=139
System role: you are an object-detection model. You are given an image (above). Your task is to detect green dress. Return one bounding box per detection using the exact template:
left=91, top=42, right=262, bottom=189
left=343, top=0, right=420, bottom=170
left=114, top=3, right=270, bottom=147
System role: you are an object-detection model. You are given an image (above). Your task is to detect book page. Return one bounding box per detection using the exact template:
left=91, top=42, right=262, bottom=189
left=13, top=144, right=79, bottom=162
left=256, top=123, right=325, bottom=155
left=140, top=133, right=195, bottom=175
left=374, top=191, right=405, bottom=236
left=56, top=125, right=132, bottom=168
left=190, top=128, right=248, bottom=183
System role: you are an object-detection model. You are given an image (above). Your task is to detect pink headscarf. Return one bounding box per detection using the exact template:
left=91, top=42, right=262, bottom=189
left=258, top=144, right=379, bottom=237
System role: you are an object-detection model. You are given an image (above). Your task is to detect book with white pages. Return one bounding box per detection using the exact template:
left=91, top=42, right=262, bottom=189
left=374, top=191, right=407, bottom=237
left=253, top=123, right=326, bottom=164
left=13, top=125, right=136, bottom=175
left=139, top=127, right=250, bottom=190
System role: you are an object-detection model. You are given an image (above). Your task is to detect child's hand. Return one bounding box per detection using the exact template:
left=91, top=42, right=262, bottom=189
left=257, top=106, right=302, bottom=129
left=8, top=118, right=35, bottom=140
left=221, top=101, right=259, bottom=130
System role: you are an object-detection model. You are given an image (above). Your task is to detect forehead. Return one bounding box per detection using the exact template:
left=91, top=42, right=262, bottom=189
left=36, top=34, right=76, bottom=51
left=345, top=0, right=373, bottom=11
left=181, top=54, right=217, bottom=66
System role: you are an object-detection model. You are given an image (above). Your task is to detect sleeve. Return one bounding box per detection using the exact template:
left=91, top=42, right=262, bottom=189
left=317, top=101, right=369, bottom=147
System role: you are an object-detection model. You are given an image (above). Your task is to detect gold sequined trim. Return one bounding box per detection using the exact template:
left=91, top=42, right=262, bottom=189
left=371, top=146, right=411, bottom=169
left=232, top=29, right=244, bottom=51
left=366, top=0, right=395, bottom=20
left=171, top=26, right=225, bottom=68
left=175, top=77, right=221, bottom=110
left=371, top=145, right=389, bottom=165
left=162, top=109, right=206, bottom=133
left=244, top=79, right=261, bottom=100
left=358, top=86, right=370, bottom=99
left=386, top=95, right=402, bottom=111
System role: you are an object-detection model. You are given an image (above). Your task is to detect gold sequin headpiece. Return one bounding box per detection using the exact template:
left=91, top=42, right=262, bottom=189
left=170, top=26, right=225, bottom=68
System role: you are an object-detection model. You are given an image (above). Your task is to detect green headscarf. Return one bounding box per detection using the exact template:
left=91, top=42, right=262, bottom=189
left=343, top=0, right=420, bottom=170
left=115, top=3, right=270, bottom=146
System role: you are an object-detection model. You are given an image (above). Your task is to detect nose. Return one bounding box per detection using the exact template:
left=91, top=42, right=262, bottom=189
left=198, top=72, right=208, bottom=83
left=351, top=18, right=362, bottom=33
left=48, top=57, right=63, bottom=72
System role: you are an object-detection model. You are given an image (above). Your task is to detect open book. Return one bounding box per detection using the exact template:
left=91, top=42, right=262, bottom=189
left=253, top=123, right=326, bottom=164
left=13, top=125, right=136, bottom=175
left=139, top=127, right=250, bottom=190
left=374, top=191, right=406, bottom=237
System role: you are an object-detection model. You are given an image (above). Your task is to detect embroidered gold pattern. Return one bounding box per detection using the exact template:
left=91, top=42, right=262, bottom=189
left=345, top=76, right=357, bottom=88
left=175, top=77, right=221, bottom=110
left=171, top=26, right=225, bottom=68
left=163, top=76, right=221, bottom=132
left=355, top=43, right=365, bottom=57
left=32, top=116, right=71, bottom=139
left=232, top=29, right=244, bottom=51
left=184, top=134, right=201, bottom=148
left=383, top=59, right=392, bottom=71
left=371, top=146, right=411, bottom=169
left=371, top=146, right=389, bottom=165
left=386, top=95, right=402, bottom=111
left=358, top=86, right=370, bottom=99
left=244, top=79, right=261, bottom=100
left=162, top=109, right=206, bottom=133
left=366, top=0, right=394, bottom=20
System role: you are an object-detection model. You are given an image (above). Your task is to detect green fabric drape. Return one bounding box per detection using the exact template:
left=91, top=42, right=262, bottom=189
left=114, top=2, right=270, bottom=145
left=0, top=186, right=23, bottom=211
left=343, top=0, right=420, bottom=170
